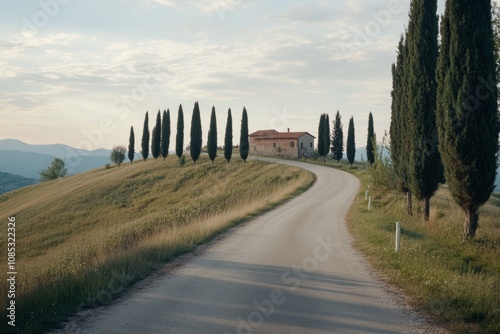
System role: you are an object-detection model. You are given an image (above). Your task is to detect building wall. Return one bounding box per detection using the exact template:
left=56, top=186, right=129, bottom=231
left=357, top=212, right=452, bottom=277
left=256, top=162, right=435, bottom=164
left=250, top=138, right=299, bottom=158
left=298, top=135, right=315, bottom=157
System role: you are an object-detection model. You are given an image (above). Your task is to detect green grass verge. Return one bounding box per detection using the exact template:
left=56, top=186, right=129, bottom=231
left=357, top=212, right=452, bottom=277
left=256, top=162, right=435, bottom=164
left=346, top=169, right=500, bottom=334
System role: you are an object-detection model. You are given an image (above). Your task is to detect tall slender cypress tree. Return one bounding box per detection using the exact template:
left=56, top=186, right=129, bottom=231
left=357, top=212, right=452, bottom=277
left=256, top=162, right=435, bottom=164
left=323, top=113, right=331, bottom=159
left=190, top=102, right=202, bottom=164
left=391, top=35, right=413, bottom=215
left=318, top=114, right=326, bottom=156
left=151, top=110, right=161, bottom=159
left=331, top=111, right=344, bottom=162
left=436, top=0, right=499, bottom=240
left=224, top=108, right=233, bottom=163
left=128, top=126, right=135, bottom=163
left=366, top=112, right=375, bottom=166
left=208, top=106, right=218, bottom=164
left=405, top=0, right=442, bottom=221
left=161, top=109, right=171, bottom=160
left=240, top=107, right=249, bottom=162
left=151, top=126, right=157, bottom=159
left=176, top=105, right=184, bottom=159
left=346, top=117, right=356, bottom=166
left=141, top=111, right=149, bottom=161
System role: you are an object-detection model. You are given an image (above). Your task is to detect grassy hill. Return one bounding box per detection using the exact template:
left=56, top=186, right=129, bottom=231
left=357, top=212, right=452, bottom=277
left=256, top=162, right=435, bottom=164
left=0, top=155, right=314, bottom=334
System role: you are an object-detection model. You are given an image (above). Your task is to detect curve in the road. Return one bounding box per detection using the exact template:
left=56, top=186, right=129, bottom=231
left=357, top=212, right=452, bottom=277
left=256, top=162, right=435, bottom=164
left=57, top=159, right=446, bottom=334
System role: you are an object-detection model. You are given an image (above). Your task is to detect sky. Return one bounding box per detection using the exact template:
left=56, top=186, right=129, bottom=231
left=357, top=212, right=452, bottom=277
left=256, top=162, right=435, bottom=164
left=0, top=0, right=447, bottom=151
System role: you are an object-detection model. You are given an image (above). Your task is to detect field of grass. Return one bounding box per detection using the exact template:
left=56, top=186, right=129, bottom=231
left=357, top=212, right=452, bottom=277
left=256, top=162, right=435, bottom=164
left=0, top=155, right=315, bottom=334
left=346, top=168, right=500, bottom=334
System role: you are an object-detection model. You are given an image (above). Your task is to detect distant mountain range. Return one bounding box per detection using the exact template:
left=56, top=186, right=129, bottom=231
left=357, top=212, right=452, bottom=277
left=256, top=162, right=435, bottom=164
left=0, top=138, right=111, bottom=157
left=0, top=139, right=141, bottom=186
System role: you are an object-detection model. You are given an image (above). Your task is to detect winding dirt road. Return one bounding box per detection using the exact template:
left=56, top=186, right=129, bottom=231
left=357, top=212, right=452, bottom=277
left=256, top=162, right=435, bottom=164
left=58, top=159, right=446, bottom=334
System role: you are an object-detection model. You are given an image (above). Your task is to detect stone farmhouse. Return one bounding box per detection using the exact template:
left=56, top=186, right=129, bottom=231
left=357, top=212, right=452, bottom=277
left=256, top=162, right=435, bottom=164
left=249, top=129, right=316, bottom=158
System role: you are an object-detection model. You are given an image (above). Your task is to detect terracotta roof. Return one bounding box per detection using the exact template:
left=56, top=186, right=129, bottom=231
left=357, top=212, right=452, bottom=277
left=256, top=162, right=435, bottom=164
left=249, top=130, right=278, bottom=137
left=250, top=129, right=315, bottom=140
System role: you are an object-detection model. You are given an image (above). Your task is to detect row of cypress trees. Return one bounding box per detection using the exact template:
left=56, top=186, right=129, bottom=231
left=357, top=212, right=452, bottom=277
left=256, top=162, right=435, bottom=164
left=317, top=112, right=376, bottom=167
left=391, top=0, right=499, bottom=240
left=128, top=103, right=250, bottom=165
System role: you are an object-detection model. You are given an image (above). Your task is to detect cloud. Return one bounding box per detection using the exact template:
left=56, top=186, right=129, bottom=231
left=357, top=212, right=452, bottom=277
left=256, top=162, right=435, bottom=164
left=1, top=0, right=416, bottom=147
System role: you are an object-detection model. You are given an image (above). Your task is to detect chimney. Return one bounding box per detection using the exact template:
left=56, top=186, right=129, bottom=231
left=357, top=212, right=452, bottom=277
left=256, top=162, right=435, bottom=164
left=287, top=128, right=290, bottom=132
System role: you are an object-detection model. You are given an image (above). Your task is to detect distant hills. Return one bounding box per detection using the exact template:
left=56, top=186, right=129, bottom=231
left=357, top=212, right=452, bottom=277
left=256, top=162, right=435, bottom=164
left=0, top=172, right=38, bottom=194
left=0, top=138, right=111, bottom=157
left=0, top=139, right=142, bottom=193
left=0, top=139, right=117, bottom=179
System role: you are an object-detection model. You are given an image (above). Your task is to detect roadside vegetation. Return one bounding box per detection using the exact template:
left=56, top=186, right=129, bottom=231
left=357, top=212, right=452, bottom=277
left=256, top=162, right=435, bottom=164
left=300, top=155, right=499, bottom=333
left=0, top=156, right=314, bottom=334
left=348, top=168, right=500, bottom=334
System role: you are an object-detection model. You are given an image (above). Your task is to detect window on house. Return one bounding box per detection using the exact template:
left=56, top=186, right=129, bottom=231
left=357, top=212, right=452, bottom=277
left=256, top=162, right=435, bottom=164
left=290, top=141, right=295, bottom=148
left=273, top=143, right=277, bottom=148
left=310, top=143, right=313, bottom=148
left=301, top=142, right=304, bottom=149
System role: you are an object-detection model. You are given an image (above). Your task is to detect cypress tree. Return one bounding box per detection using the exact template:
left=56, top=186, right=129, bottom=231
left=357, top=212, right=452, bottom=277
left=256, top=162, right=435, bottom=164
left=318, top=114, right=326, bottom=157
left=331, top=111, right=344, bottom=162
left=346, top=117, right=356, bottom=166
left=405, top=0, right=442, bottom=221
left=161, top=109, right=171, bottom=160
left=436, top=0, right=499, bottom=240
left=240, top=107, right=249, bottom=162
left=391, top=35, right=413, bottom=216
left=128, top=126, right=135, bottom=163
left=323, top=113, right=331, bottom=159
left=390, top=36, right=405, bottom=190
left=366, top=112, right=375, bottom=166
left=176, top=105, right=184, bottom=159
left=141, top=111, right=149, bottom=161
left=190, top=102, right=202, bottom=164
left=224, top=108, right=233, bottom=163
left=151, top=110, right=161, bottom=159
left=208, top=106, right=218, bottom=164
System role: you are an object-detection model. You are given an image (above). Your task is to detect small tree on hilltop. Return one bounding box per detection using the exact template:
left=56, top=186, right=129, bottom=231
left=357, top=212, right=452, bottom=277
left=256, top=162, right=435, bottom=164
left=128, top=126, right=135, bottom=163
left=331, top=111, right=344, bottom=162
left=208, top=106, right=218, bottom=164
left=240, top=107, right=249, bottom=162
left=110, top=145, right=126, bottom=167
left=347, top=117, right=356, bottom=166
left=161, top=109, right=171, bottom=160
left=40, top=158, right=68, bottom=181
left=224, top=108, right=233, bottom=163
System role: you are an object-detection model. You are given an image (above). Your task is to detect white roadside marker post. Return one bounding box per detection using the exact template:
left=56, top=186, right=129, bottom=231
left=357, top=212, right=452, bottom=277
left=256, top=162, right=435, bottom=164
left=368, top=196, right=372, bottom=210
left=365, top=190, right=369, bottom=201
left=395, top=222, right=401, bottom=253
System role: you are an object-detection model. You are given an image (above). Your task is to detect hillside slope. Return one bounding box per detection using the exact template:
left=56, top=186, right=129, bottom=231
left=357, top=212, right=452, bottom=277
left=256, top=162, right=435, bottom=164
left=0, top=155, right=314, bottom=333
